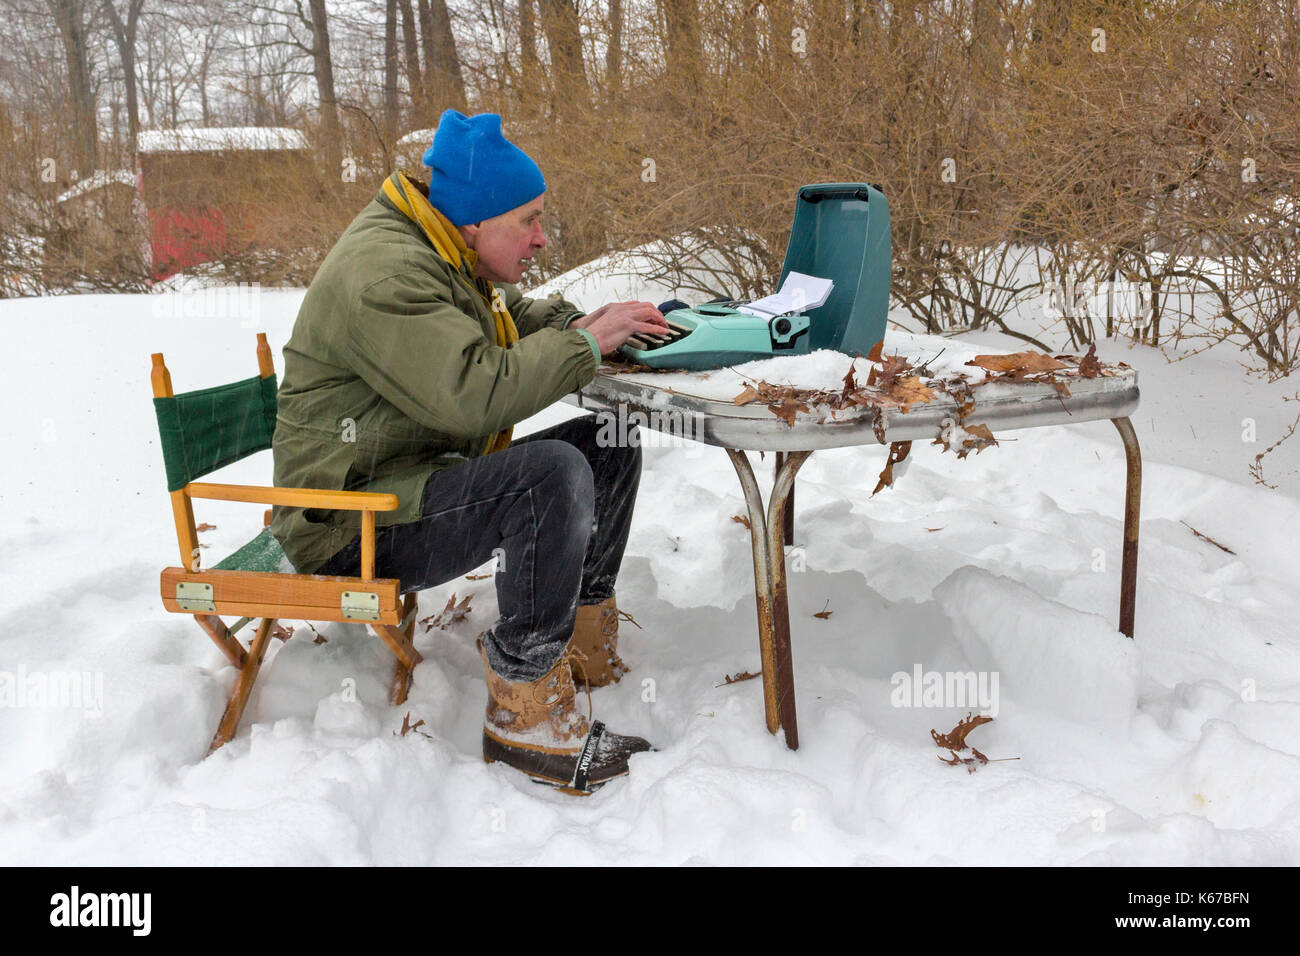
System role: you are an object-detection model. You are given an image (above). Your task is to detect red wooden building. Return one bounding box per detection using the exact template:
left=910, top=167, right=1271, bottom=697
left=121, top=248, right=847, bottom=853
left=136, top=128, right=311, bottom=281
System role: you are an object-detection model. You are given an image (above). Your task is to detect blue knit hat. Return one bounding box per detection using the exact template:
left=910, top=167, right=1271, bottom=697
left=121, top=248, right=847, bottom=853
left=423, top=109, right=546, bottom=226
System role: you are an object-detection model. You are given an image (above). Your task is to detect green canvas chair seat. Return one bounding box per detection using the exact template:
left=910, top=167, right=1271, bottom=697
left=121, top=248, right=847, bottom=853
left=212, top=527, right=296, bottom=574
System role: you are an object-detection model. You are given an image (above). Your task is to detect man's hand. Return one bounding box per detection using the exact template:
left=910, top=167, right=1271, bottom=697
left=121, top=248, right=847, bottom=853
left=574, top=301, right=669, bottom=356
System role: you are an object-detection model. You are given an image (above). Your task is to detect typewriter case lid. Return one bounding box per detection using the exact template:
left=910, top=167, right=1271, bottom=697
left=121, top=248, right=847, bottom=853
left=778, top=182, right=891, bottom=358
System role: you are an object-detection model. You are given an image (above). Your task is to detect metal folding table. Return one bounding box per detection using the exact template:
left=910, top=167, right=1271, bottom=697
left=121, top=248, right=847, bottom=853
left=568, top=366, right=1142, bottom=750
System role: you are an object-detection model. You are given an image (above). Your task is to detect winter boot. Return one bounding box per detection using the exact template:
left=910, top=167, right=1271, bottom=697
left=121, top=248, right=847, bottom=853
left=569, top=594, right=629, bottom=688
left=479, top=637, right=652, bottom=794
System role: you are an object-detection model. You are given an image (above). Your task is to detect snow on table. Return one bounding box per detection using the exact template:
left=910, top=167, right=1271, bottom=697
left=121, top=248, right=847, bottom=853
left=577, top=333, right=1139, bottom=451
left=606, top=330, right=990, bottom=400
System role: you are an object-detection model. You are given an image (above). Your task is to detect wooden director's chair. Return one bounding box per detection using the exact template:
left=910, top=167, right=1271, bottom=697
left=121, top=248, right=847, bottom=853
left=150, top=332, right=422, bottom=754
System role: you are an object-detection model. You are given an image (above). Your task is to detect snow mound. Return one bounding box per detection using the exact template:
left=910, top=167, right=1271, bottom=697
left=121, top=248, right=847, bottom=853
left=934, top=566, right=1141, bottom=734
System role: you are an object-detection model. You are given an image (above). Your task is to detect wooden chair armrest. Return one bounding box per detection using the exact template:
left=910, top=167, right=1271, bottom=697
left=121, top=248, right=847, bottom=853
left=186, top=482, right=400, bottom=511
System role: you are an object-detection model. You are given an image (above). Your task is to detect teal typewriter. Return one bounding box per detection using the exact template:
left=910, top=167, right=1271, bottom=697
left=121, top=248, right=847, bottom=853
left=620, top=182, right=891, bottom=371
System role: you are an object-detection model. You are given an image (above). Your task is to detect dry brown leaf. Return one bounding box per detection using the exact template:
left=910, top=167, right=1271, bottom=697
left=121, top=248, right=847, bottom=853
left=813, top=609, right=833, bottom=620
left=465, top=572, right=492, bottom=580
left=935, top=422, right=999, bottom=459
left=769, top=398, right=810, bottom=426
left=841, top=362, right=858, bottom=394
left=956, top=423, right=998, bottom=459
left=395, top=711, right=432, bottom=739
left=270, top=623, right=294, bottom=642
left=731, top=514, right=752, bottom=531
left=967, top=351, right=1068, bottom=374
left=840, top=387, right=872, bottom=409
left=939, top=749, right=990, bottom=773
left=1078, top=344, right=1101, bottom=378
left=887, top=376, right=936, bottom=410
left=302, top=621, right=327, bottom=645
left=196, top=522, right=217, bottom=532
left=875, top=353, right=913, bottom=388
left=420, top=592, right=473, bottom=631
left=931, top=712, right=993, bottom=750
left=872, top=440, right=913, bottom=496
left=942, top=377, right=977, bottom=419
left=721, top=670, right=761, bottom=685
left=733, top=385, right=760, bottom=406
left=871, top=412, right=887, bottom=445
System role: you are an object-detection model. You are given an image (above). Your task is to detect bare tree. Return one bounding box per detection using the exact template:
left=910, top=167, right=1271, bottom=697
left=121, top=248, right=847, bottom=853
left=46, top=0, right=98, bottom=172
left=102, top=0, right=144, bottom=157
left=604, top=0, right=621, bottom=103
left=398, top=0, right=424, bottom=118
left=239, top=0, right=344, bottom=166
left=538, top=0, right=586, bottom=116
left=383, top=0, right=398, bottom=140
left=518, top=0, right=538, bottom=86
left=306, top=0, right=341, bottom=168
left=426, top=0, right=464, bottom=112
left=190, top=1, right=228, bottom=126
left=417, top=0, right=436, bottom=103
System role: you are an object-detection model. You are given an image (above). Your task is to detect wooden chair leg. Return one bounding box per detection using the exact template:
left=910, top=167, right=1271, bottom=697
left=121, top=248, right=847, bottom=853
left=195, top=614, right=248, bottom=668
left=374, top=593, right=421, bottom=706
left=207, top=617, right=276, bottom=755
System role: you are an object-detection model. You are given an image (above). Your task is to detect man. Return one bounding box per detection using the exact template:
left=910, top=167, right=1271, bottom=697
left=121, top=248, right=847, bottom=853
left=270, top=109, right=669, bottom=792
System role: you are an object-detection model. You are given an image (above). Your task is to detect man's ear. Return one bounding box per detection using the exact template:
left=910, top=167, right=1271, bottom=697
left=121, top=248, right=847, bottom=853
left=459, top=221, right=481, bottom=248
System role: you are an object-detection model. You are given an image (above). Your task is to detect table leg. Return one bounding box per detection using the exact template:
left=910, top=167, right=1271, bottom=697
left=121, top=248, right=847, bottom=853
left=768, top=451, right=811, bottom=749
left=1111, top=417, right=1142, bottom=638
left=727, top=449, right=780, bottom=734
left=725, top=448, right=813, bottom=750
left=775, top=452, right=796, bottom=547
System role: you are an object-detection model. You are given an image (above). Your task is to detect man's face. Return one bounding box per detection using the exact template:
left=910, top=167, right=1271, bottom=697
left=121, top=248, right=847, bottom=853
left=461, top=194, right=547, bottom=285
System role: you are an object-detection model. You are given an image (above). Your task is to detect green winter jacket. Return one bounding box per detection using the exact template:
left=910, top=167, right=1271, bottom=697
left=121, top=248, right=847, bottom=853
left=270, top=186, right=601, bottom=573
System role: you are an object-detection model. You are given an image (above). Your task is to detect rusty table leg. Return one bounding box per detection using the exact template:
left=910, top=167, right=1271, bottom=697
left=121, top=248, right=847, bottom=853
left=775, top=452, right=796, bottom=547
left=767, top=451, right=811, bottom=749
left=1111, top=417, right=1142, bottom=638
left=726, top=448, right=812, bottom=750
left=727, top=449, right=781, bottom=735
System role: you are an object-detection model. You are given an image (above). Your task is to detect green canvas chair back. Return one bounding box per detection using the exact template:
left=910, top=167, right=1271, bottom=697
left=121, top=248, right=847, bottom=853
left=150, top=332, right=282, bottom=575
left=153, top=370, right=278, bottom=492
left=778, top=182, right=892, bottom=357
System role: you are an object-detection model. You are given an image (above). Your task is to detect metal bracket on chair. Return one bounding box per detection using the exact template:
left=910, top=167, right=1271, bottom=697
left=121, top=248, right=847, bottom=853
left=399, top=601, right=418, bottom=633
left=341, top=590, right=380, bottom=621
left=176, top=581, right=216, bottom=613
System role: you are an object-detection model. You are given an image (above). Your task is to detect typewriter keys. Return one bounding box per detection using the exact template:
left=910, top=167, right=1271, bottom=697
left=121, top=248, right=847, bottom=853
left=625, top=321, right=693, bottom=352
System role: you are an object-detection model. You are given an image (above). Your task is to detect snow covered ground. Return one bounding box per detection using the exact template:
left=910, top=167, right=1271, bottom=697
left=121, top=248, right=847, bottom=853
left=1, top=274, right=1298, bottom=865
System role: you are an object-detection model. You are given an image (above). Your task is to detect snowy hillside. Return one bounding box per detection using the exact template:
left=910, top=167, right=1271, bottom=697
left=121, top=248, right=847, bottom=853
left=1, top=279, right=1298, bottom=865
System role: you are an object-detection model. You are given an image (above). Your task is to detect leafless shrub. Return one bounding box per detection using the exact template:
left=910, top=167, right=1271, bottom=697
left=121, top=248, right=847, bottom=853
left=1, top=0, right=1297, bottom=383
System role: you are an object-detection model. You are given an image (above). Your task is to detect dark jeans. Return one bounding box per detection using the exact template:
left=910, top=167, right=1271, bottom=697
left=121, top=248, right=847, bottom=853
left=316, top=415, right=641, bottom=682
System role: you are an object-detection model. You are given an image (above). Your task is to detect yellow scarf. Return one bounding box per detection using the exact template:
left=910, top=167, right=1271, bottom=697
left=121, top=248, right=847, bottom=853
left=381, top=171, right=516, bottom=455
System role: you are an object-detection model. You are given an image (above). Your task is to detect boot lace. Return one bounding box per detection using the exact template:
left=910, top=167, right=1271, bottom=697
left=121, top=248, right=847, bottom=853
left=533, top=644, right=594, bottom=728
